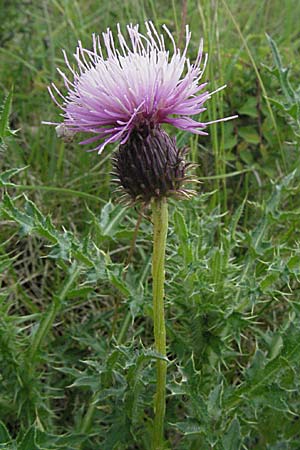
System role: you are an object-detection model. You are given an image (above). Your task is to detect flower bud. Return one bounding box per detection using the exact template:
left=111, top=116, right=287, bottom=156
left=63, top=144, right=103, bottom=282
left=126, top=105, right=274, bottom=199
left=112, top=125, right=193, bottom=203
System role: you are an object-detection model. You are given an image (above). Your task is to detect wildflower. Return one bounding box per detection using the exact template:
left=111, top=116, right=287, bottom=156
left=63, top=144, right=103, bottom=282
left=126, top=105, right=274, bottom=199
left=46, top=22, right=236, bottom=202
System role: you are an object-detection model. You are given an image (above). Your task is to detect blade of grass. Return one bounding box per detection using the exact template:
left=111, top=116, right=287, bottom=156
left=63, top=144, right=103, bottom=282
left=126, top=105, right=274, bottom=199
left=3, top=183, right=106, bottom=203
left=220, top=0, right=287, bottom=172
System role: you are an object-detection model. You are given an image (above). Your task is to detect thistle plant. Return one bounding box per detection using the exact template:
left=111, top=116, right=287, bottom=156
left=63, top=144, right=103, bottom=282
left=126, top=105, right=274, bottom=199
left=46, top=22, right=236, bottom=449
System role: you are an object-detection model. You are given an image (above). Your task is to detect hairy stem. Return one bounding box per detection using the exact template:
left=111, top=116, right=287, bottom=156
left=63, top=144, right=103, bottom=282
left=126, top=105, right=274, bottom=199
left=152, top=197, right=168, bottom=450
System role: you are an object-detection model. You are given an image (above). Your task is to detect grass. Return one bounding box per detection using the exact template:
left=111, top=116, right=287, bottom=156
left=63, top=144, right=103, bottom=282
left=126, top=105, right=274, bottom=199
left=1, top=0, right=300, bottom=449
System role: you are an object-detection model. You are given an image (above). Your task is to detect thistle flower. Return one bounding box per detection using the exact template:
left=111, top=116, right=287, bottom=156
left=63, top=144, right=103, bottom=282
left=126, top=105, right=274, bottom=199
left=46, top=22, right=236, bottom=202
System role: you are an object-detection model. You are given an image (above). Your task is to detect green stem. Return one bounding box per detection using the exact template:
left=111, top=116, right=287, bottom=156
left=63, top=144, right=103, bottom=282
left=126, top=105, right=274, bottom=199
left=79, top=392, right=98, bottom=435
left=152, top=197, right=168, bottom=450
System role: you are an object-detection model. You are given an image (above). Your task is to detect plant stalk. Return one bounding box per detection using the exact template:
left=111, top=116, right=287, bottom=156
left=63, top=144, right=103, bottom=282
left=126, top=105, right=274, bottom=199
left=152, top=197, right=168, bottom=450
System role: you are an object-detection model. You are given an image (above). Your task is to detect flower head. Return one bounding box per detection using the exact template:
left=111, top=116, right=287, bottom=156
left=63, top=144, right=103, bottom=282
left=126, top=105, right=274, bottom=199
left=112, top=125, right=195, bottom=204
left=46, top=22, right=235, bottom=154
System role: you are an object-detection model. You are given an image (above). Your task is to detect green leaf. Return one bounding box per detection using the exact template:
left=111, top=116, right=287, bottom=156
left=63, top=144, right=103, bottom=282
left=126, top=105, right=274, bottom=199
left=225, top=324, right=300, bottom=410
left=260, top=272, right=280, bottom=291
left=173, top=210, right=188, bottom=241
left=0, top=193, right=98, bottom=268
left=0, top=257, right=11, bottom=272
left=0, top=422, right=11, bottom=444
left=129, top=288, right=144, bottom=320
left=239, top=148, right=254, bottom=164
left=223, top=122, right=238, bottom=150
left=18, top=426, right=40, bottom=450
left=287, top=255, right=300, bottom=271
left=35, top=430, right=86, bottom=448
left=207, top=383, right=222, bottom=418
left=266, top=34, right=296, bottom=104
left=223, top=134, right=238, bottom=151
left=107, top=270, right=131, bottom=296
left=267, top=96, right=299, bottom=120
left=237, top=97, right=258, bottom=118
left=171, top=420, right=203, bottom=435
left=0, top=167, right=28, bottom=187
left=238, top=126, right=260, bottom=144
left=229, top=197, right=246, bottom=241
left=103, top=418, right=131, bottom=450
left=245, top=349, right=266, bottom=382
left=68, top=375, right=100, bottom=391
left=99, top=202, right=127, bottom=238
left=66, top=286, right=93, bottom=299
left=173, top=210, right=192, bottom=264
left=222, top=417, right=241, bottom=450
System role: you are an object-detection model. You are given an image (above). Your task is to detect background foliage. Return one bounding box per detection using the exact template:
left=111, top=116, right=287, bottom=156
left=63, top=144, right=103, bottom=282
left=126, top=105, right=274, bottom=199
left=1, top=0, right=300, bottom=448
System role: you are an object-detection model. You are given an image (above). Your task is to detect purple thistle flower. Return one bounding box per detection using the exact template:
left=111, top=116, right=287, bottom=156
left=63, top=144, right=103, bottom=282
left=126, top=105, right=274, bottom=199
left=45, top=22, right=236, bottom=154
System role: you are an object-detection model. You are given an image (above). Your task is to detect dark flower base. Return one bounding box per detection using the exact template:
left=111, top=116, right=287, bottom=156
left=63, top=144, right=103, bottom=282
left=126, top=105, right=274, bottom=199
left=112, top=125, right=193, bottom=203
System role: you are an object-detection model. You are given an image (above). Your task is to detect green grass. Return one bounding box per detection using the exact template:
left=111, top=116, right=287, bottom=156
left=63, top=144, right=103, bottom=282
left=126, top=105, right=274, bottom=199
left=1, top=0, right=300, bottom=448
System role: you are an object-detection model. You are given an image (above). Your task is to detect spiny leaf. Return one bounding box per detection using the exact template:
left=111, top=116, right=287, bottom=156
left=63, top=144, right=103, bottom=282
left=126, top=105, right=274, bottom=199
left=265, top=34, right=300, bottom=136
left=171, top=420, right=203, bottom=435
left=0, top=167, right=28, bottom=187
left=225, top=323, right=300, bottom=409
left=207, top=382, right=223, bottom=419
left=266, top=34, right=296, bottom=104
left=222, top=417, right=241, bottom=450
left=36, top=430, right=87, bottom=448
left=89, top=201, right=128, bottom=240
left=1, top=193, right=98, bottom=267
